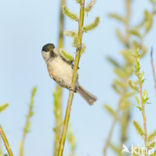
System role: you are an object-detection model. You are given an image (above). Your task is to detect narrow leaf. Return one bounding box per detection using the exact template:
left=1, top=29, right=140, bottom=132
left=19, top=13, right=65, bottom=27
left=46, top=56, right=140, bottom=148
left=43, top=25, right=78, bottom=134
left=133, top=120, right=144, bottom=137
left=0, top=103, right=9, bottom=113
left=83, top=17, right=99, bottom=32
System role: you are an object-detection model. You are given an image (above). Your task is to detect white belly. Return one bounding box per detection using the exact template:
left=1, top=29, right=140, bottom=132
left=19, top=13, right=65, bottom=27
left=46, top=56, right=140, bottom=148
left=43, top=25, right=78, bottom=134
left=47, top=57, right=73, bottom=87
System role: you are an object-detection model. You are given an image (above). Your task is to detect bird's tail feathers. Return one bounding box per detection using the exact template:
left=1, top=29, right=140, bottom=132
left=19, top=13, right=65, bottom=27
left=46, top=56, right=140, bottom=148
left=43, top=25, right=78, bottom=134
left=77, top=85, right=97, bottom=105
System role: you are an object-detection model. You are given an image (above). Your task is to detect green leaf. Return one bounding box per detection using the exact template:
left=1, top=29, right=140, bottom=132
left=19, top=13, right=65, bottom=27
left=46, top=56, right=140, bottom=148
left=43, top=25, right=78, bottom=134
left=133, top=120, right=144, bottom=137
left=128, top=80, right=139, bottom=91
left=85, top=0, right=96, bottom=12
left=0, top=103, right=9, bottom=113
left=128, top=29, right=141, bottom=38
left=115, top=29, right=127, bottom=45
left=110, top=143, right=121, bottom=154
left=148, top=130, right=156, bottom=142
left=143, top=89, right=148, bottom=104
left=113, top=79, right=126, bottom=89
left=64, top=30, right=77, bottom=38
left=75, top=0, right=81, bottom=3
left=114, top=68, right=127, bottom=79
left=108, top=13, right=125, bottom=23
left=148, top=142, right=155, bottom=149
left=104, top=104, right=115, bottom=116
left=59, top=48, right=74, bottom=62
left=62, top=5, right=78, bottom=21
left=83, top=17, right=99, bottom=32
left=106, top=56, right=122, bottom=68
left=144, top=10, right=153, bottom=33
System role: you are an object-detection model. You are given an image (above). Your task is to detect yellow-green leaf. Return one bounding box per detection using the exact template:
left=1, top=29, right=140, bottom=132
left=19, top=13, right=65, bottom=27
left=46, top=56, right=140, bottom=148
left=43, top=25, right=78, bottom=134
left=0, top=103, right=9, bottom=113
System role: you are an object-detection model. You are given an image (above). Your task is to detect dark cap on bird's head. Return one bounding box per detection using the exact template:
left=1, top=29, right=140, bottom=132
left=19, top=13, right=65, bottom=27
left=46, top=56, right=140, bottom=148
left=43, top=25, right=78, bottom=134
left=42, top=43, right=55, bottom=52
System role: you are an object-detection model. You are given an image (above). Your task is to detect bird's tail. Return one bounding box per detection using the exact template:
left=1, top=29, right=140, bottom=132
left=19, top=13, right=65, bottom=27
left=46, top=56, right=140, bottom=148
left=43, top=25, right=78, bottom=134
left=77, top=85, right=97, bottom=105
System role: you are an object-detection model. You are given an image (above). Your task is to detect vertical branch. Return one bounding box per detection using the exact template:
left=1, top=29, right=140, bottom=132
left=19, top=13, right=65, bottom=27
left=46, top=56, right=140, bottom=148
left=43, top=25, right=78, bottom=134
left=125, top=0, right=131, bottom=48
left=104, top=1, right=132, bottom=155
left=0, top=125, right=13, bottom=156
left=57, top=1, right=85, bottom=156
left=134, top=54, right=148, bottom=156
left=151, top=48, right=156, bottom=90
left=53, top=0, right=65, bottom=155
left=19, top=87, right=37, bottom=156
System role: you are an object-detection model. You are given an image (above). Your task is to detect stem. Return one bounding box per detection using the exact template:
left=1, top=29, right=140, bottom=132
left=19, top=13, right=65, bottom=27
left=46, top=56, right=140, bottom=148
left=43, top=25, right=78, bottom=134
left=57, top=1, right=85, bottom=156
left=137, top=71, right=148, bottom=155
left=19, top=87, right=36, bottom=156
left=53, top=0, right=65, bottom=155
left=104, top=103, right=121, bottom=156
left=19, top=106, right=32, bottom=156
left=0, top=125, right=13, bottom=156
left=151, top=49, right=156, bottom=90
left=125, top=0, right=131, bottom=48
left=104, top=1, right=132, bottom=155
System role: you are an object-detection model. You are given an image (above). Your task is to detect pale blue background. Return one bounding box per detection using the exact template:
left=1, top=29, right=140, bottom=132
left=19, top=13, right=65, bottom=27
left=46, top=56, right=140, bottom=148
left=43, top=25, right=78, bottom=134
left=0, top=0, right=156, bottom=156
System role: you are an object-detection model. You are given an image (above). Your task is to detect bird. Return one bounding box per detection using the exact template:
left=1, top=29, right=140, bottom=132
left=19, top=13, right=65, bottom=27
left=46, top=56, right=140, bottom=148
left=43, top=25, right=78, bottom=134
left=41, top=43, right=97, bottom=105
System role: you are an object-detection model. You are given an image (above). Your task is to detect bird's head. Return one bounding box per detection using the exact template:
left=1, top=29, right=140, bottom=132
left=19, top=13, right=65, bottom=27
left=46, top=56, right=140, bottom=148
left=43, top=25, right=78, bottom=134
left=42, top=43, right=58, bottom=61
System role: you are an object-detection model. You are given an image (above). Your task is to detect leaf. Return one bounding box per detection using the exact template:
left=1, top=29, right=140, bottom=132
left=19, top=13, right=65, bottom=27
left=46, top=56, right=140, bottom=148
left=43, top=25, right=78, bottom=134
left=106, top=56, right=122, bottom=68
left=113, top=79, right=126, bottom=89
left=133, top=120, right=144, bottom=137
left=59, top=48, right=74, bottom=62
left=108, top=13, right=125, bottom=23
left=64, top=30, right=77, bottom=38
left=144, top=10, right=153, bottom=33
left=110, top=143, right=121, bottom=154
left=62, top=5, right=78, bottom=21
left=85, top=0, right=96, bottom=12
left=0, top=103, right=9, bottom=113
left=115, top=29, right=127, bottom=45
left=143, top=89, right=149, bottom=104
left=114, top=68, right=127, bottom=79
left=148, top=130, right=156, bottom=142
left=128, top=80, right=139, bottom=91
left=148, top=142, right=155, bottom=149
left=83, top=17, right=99, bottom=32
left=104, top=104, right=115, bottom=116
left=75, top=0, right=81, bottom=3
left=128, top=29, right=141, bottom=38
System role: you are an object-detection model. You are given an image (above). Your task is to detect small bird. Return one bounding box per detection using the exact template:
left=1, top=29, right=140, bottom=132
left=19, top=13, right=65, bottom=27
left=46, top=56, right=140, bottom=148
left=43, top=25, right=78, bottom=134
left=41, top=43, right=97, bottom=105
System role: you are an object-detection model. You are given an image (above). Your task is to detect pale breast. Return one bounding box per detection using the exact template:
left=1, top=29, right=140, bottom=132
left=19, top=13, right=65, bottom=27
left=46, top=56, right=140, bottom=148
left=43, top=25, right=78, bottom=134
left=47, top=57, right=73, bottom=88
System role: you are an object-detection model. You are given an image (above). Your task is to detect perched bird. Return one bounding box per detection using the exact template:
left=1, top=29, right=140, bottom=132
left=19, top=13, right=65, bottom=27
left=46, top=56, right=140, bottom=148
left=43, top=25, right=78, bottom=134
left=41, top=43, right=97, bottom=105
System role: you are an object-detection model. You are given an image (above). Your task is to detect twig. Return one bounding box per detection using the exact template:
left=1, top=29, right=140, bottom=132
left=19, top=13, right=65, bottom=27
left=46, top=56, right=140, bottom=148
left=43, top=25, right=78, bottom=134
left=53, top=0, right=65, bottom=155
left=0, top=125, right=13, bottom=156
left=104, top=1, right=132, bottom=155
left=57, top=1, right=85, bottom=156
left=19, top=87, right=37, bottom=156
left=135, top=55, right=148, bottom=156
left=151, top=48, right=156, bottom=90
left=104, top=103, right=121, bottom=156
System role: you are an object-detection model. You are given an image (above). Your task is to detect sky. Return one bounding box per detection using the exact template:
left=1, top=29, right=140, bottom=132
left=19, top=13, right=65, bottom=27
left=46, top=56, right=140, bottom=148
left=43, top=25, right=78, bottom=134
left=0, top=0, right=156, bottom=156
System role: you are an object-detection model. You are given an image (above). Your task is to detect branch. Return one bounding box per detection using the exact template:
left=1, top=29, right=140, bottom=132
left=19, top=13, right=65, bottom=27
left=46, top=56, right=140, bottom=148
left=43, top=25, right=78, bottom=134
left=53, top=0, right=65, bottom=155
left=151, top=48, right=156, bottom=90
left=57, top=1, right=85, bottom=155
left=19, top=87, right=37, bottom=156
left=0, top=125, right=13, bottom=156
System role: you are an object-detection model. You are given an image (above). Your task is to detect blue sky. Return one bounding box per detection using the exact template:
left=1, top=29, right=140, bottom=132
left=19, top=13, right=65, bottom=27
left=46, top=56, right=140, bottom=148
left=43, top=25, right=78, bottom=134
left=0, top=0, right=156, bottom=156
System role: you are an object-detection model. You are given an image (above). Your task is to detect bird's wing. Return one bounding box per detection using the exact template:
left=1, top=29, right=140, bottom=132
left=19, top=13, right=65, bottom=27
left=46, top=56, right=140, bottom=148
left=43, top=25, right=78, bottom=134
left=59, top=48, right=75, bottom=68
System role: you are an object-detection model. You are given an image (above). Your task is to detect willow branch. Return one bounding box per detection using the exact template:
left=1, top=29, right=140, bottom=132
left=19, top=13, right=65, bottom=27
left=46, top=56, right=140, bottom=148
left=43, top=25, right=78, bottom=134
left=151, top=48, right=156, bottom=90
left=104, top=103, right=121, bottom=156
left=19, top=87, right=36, bottom=156
left=53, top=0, right=65, bottom=155
left=136, top=61, right=148, bottom=156
left=57, top=1, right=85, bottom=156
left=104, top=1, right=132, bottom=155
left=0, top=125, right=13, bottom=156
